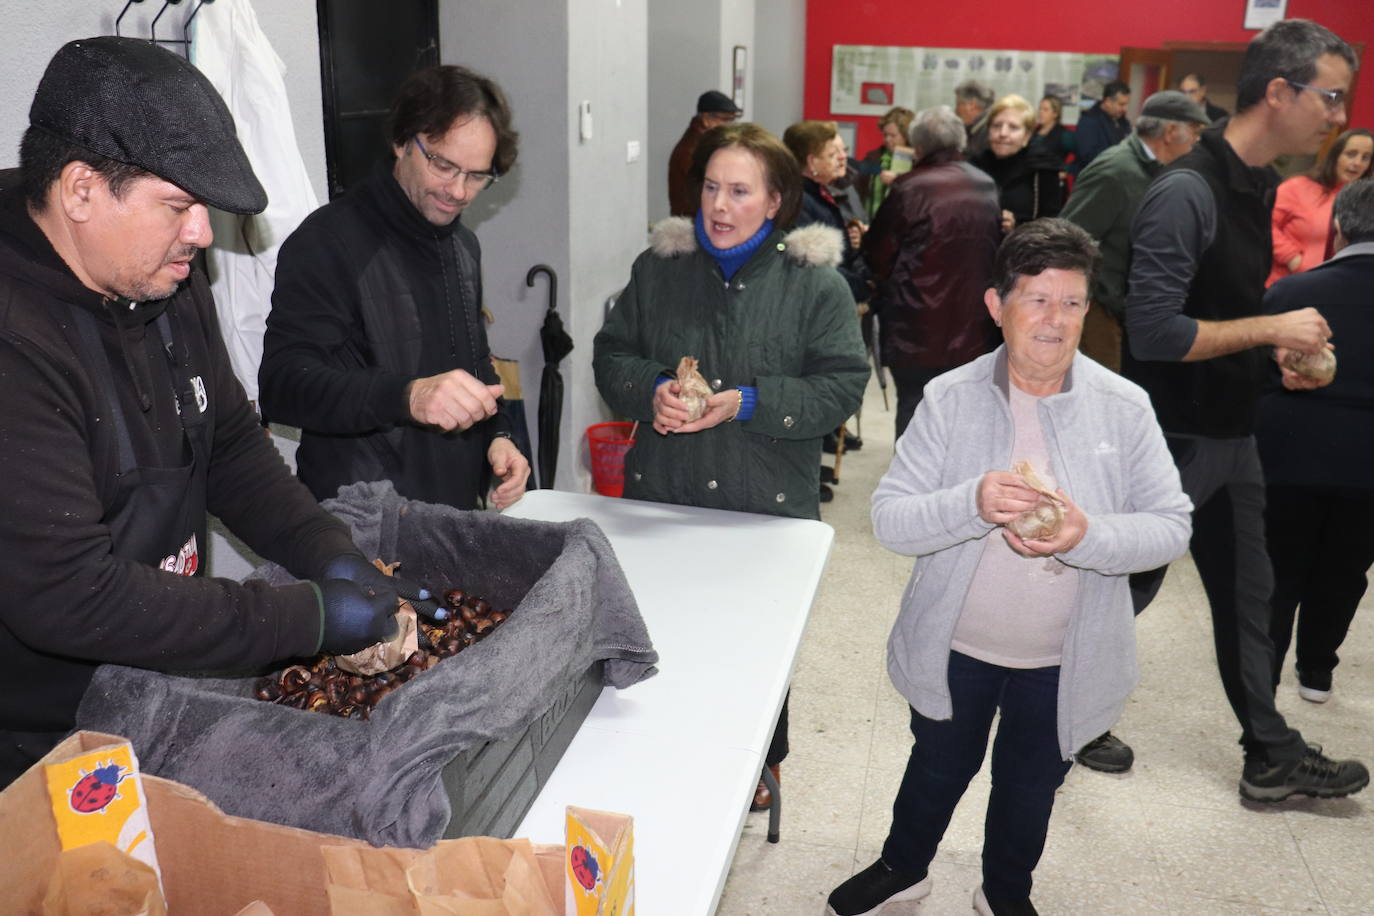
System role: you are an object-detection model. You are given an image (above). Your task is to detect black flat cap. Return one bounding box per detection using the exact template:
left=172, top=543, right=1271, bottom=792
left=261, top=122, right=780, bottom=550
left=697, top=90, right=742, bottom=116
left=29, top=36, right=267, bottom=215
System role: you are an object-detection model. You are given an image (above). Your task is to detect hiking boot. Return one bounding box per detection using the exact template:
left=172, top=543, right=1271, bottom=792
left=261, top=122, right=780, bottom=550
left=1297, top=669, right=1332, bottom=704
left=973, top=884, right=1039, bottom=916
left=826, top=858, right=930, bottom=916
left=1075, top=731, right=1134, bottom=773
left=1239, top=744, right=1369, bottom=802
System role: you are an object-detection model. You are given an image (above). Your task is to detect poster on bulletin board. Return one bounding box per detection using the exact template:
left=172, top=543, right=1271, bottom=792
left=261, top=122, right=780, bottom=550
left=830, top=45, right=1120, bottom=127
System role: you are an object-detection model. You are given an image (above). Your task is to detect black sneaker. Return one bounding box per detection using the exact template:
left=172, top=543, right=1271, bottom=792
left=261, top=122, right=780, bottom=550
left=1075, top=731, right=1134, bottom=773
left=826, top=858, right=930, bottom=916
left=819, top=484, right=834, bottom=503
left=1239, top=744, right=1370, bottom=802
left=974, top=884, right=1039, bottom=916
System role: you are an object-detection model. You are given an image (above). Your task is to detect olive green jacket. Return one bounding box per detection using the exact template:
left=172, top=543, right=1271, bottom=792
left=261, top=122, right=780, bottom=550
left=1059, top=134, right=1161, bottom=321
left=593, top=218, right=869, bottom=520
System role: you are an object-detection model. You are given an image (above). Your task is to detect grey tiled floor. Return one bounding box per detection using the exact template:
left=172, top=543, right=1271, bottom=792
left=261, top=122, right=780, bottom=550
left=717, top=375, right=1373, bottom=915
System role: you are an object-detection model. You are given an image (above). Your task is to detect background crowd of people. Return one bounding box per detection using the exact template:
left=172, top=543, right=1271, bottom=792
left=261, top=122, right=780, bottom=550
left=656, top=17, right=1369, bottom=916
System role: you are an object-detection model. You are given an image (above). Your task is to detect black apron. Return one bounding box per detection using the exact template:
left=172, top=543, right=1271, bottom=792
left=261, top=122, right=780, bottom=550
left=73, top=305, right=211, bottom=570
left=0, top=303, right=211, bottom=785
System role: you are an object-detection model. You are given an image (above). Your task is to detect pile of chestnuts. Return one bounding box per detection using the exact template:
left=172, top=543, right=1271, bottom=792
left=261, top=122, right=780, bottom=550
left=253, top=587, right=513, bottom=719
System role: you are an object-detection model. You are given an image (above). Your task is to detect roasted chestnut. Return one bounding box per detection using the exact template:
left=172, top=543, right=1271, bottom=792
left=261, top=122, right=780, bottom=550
left=256, top=573, right=513, bottom=717
left=279, top=666, right=312, bottom=694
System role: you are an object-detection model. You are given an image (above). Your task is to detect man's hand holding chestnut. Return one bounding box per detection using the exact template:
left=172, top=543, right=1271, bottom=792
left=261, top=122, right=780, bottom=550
left=407, top=369, right=503, bottom=431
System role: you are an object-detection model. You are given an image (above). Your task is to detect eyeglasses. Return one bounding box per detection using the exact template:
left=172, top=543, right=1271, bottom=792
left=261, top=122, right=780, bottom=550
left=1285, top=80, right=1347, bottom=112
left=412, top=136, right=499, bottom=190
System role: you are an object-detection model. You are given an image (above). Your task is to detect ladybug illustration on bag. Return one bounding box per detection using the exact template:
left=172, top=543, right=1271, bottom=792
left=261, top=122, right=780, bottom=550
left=68, top=761, right=125, bottom=814
left=570, top=843, right=600, bottom=891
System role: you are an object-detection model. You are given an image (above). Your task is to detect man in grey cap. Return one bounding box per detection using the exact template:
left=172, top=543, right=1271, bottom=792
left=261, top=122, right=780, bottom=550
left=667, top=89, right=742, bottom=216
left=1062, top=90, right=1210, bottom=374
left=0, top=36, right=400, bottom=788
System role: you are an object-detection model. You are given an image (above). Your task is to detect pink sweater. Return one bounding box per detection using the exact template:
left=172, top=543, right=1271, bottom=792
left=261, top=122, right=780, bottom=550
left=1267, top=175, right=1337, bottom=287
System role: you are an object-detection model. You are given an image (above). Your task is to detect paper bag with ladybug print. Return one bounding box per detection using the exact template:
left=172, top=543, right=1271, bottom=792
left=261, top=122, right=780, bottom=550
left=565, top=807, right=634, bottom=916
left=43, top=741, right=162, bottom=893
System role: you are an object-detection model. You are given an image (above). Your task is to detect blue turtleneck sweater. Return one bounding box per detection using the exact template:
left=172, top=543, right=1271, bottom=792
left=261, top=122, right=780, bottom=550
left=694, top=211, right=774, bottom=282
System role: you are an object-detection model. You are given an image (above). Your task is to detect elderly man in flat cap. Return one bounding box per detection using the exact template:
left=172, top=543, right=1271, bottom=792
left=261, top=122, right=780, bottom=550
left=0, top=36, right=401, bottom=788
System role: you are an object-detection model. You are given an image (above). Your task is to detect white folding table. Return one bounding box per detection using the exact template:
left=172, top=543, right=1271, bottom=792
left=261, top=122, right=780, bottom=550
left=505, top=490, right=834, bottom=915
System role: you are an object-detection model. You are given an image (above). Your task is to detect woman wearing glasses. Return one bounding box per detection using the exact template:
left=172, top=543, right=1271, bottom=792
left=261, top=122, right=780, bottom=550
left=593, top=123, right=870, bottom=811
left=262, top=65, right=530, bottom=512
left=1266, top=127, right=1373, bottom=286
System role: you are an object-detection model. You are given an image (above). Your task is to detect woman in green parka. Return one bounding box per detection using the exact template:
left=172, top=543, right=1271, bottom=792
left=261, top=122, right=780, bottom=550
left=593, top=122, right=869, bottom=810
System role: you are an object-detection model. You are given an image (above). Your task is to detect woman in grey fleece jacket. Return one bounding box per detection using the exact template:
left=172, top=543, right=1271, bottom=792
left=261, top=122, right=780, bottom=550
left=828, top=220, right=1191, bottom=916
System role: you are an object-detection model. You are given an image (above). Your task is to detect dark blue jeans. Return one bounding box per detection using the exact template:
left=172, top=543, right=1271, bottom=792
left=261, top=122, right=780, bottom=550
left=882, top=651, right=1071, bottom=902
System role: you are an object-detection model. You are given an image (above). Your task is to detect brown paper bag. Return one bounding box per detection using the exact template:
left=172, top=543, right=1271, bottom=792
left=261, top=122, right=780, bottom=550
left=323, top=845, right=420, bottom=916
left=323, top=837, right=560, bottom=916
left=410, top=838, right=559, bottom=916
left=333, top=560, right=420, bottom=675
left=231, top=904, right=278, bottom=916
left=42, top=841, right=167, bottom=916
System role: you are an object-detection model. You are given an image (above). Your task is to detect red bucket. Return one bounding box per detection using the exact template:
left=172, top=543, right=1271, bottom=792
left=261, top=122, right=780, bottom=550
left=587, top=422, right=636, bottom=497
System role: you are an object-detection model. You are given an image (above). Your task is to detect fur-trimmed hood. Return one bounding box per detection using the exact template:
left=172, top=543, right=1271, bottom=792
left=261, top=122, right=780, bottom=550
left=649, top=216, right=843, bottom=268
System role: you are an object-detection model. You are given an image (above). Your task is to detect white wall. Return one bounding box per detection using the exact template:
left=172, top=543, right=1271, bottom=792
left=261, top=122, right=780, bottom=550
left=645, top=0, right=722, bottom=225
left=566, top=0, right=650, bottom=492
left=0, top=1, right=327, bottom=202
left=751, top=0, right=807, bottom=138
left=718, top=0, right=755, bottom=120
left=445, top=0, right=648, bottom=493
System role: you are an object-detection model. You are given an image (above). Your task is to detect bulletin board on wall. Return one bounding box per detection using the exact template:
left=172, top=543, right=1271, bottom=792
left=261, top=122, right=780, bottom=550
left=831, top=45, right=1120, bottom=127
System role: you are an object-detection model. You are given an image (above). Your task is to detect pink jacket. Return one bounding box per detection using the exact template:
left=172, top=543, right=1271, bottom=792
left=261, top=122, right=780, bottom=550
left=1267, top=175, right=1337, bottom=287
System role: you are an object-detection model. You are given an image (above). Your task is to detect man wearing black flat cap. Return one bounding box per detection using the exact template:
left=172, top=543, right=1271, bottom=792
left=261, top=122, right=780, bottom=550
left=0, top=36, right=400, bottom=788
left=667, top=89, right=742, bottom=216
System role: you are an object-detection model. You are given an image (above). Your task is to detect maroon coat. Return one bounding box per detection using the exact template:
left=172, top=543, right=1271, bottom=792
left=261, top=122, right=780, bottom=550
left=862, top=148, right=1002, bottom=370
left=667, top=116, right=710, bottom=217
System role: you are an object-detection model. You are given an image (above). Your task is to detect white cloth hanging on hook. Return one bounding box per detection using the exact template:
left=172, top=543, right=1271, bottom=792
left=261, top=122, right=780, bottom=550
left=191, top=0, right=319, bottom=405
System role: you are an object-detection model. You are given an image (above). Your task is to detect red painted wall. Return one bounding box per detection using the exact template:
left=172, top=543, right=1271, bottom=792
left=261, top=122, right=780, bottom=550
left=805, top=0, right=1373, bottom=157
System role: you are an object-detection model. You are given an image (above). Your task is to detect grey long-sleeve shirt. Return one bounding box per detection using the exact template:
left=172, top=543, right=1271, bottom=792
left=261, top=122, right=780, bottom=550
left=1124, top=170, right=1218, bottom=361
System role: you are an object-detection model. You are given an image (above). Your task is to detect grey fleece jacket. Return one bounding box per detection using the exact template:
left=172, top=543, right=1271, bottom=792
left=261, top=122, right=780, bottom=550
left=873, top=347, right=1192, bottom=758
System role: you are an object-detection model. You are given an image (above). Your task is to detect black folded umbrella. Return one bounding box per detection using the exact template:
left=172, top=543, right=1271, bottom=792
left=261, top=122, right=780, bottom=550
left=529, top=265, right=573, bottom=489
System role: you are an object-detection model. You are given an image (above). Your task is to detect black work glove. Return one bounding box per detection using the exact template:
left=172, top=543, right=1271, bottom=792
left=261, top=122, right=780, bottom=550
left=317, top=579, right=400, bottom=655
left=318, top=552, right=447, bottom=622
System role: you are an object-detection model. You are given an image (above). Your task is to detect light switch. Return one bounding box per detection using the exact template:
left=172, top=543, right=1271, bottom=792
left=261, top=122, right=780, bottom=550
left=626, top=140, right=641, bottom=163
left=578, top=101, right=593, bottom=142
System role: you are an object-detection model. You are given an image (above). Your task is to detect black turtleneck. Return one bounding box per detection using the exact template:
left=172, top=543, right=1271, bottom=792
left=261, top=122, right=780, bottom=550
left=262, top=160, right=511, bottom=509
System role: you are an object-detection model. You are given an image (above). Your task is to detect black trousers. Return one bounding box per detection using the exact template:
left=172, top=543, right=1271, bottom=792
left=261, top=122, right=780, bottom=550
left=1129, top=436, right=1307, bottom=763
left=890, top=366, right=953, bottom=440
left=1265, top=484, right=1374, bottom=685
left=766, top=693, right=789, bottom=767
